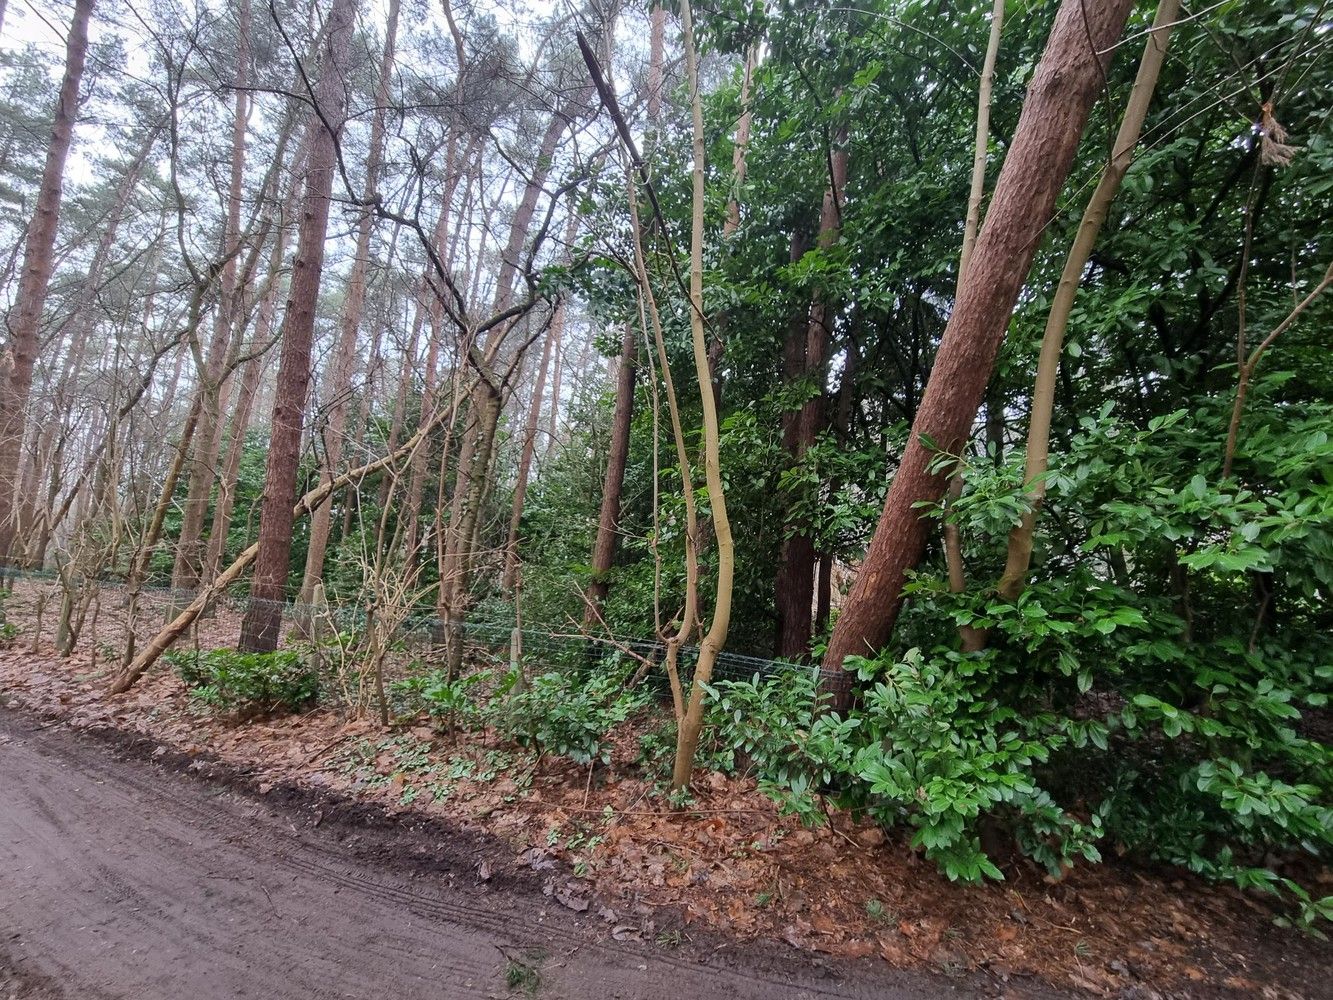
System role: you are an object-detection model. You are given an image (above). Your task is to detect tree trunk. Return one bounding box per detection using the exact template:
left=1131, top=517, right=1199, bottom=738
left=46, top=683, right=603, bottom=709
left=299, top=0, right=400, bottom=603
left=543, top=321, right=563, bottom=461
left=671, top=0, right=734, bottom=792
left=435, top=100, right=577, bottom=658
left=170, top=0, right=253, bottom=600
left=820, top=0, right=1136, bottom=706
left=942, top=0, right=1004, bottom=654
left=378, top=283, right=427, bottom=511
left=238, top=0, right=357, bottom=652
left=998, top=0, right=1180, bottom=602
left=204, top=198, right=294, bottom=582
left=583, top=319, right=636, bottom=618
left=20, top=127, right=158, bottom=565
left=774, top=135, right=846, bottom=661
left=0, top=0, right=94, bottom=567
left=441, top=383, right=501, bottom=679
left=504, top=304, right=560, bottom=591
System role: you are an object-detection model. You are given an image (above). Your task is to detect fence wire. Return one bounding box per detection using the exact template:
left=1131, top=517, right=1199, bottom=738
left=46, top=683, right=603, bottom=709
left=0, top=567, right=805, bottom=686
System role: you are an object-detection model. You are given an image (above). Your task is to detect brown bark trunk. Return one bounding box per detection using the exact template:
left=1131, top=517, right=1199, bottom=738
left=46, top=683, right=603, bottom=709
left=401, top=311, right=443, bottom=559
left=583, top=319, right=636, bottom=618
left=23, top=127, right=159, bottom=564
left=170, top=0, right=252, bottom=598
left=0, top=0, right=94, bottom=566
left=238, top=0, right=356, bottom=652
left=773, top=228, right=812, bottom=656
left=127, top=396, right=202, bottom=598
left=400, top=140, right=467, bottom=551
left=543, top=321, right=563, bottom=461
left=378, top=283, right=427, bottom=511
left=204, top=180, right=297, bottom=582
left=503, top=306, right=560, bottom=591
left=169, top=0, right=257, bottom=600
left=821, top=0, right=1136, bottom=705
left=300, top=0, right=400, bottom=602
left=435, top=100, right=577, bottom=658
left=775, top=136, right=846, bottom=661
left=441, top=384, right=501, bottom=679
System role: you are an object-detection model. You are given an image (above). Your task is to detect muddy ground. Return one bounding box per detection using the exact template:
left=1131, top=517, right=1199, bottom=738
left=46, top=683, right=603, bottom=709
left=0, top=707, right=1042, bottom=1000
left=2, top=634, right=1329, bottom=1000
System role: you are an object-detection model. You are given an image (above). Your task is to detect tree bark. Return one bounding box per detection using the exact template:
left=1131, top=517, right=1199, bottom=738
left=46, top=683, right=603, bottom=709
left=671, top=0, right=734, bottom=792
left=171, top=0, right=252, bottom=599
left=238, top=0, right=357, bottom=652
left=943, top=0, right=1004, bottom=654
left=299, top=0, right=401, bottom=602
left=20, top=127, right=159, bottom=565
left=583, top=318, right=636, bottom=617
left=435, top=97, right=578, bottom=657
left=821, top=0, right=1136, bottom=706
left=0, top=0, right=94, bottom=567
left=504, top=303, right=561, bottom=591
left=441, top=382, right=501, bottom=679
left=775, top=135, right=846, bottom=661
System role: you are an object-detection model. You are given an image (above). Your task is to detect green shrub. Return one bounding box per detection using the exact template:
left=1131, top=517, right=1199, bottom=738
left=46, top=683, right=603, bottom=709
left=495, top=667, right=649, bottom=766
left=406, top=668, right=494, bottom=733
left=167, top=648, right=319, bottom=717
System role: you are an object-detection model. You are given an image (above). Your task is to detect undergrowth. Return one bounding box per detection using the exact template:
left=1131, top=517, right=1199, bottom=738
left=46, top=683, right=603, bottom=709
left=166, top=647, right=319, bottom=717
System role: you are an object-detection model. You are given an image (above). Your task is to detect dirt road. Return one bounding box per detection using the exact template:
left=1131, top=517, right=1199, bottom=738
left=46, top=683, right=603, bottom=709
left=0, top=708, right=1005, bottom=1000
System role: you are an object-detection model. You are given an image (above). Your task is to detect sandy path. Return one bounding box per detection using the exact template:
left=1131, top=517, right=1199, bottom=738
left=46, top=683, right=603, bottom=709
left=0, top=708, right=998, bottom=1000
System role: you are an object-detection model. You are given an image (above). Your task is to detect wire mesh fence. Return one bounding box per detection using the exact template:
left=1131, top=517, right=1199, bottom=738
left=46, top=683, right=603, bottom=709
left=0, top=567, right=805, bottom=688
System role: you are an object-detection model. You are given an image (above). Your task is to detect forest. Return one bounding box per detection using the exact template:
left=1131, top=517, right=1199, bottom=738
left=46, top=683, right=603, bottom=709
left=0, top=0, right=1331, bottom=995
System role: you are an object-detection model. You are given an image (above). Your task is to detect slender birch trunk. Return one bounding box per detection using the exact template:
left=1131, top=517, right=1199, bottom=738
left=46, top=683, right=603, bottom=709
left=997, top=0, right=1181, bottom=601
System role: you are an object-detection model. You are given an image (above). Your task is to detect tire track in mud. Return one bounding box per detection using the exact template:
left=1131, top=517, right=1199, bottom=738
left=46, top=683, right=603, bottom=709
left=0, top=707, right=1001, bottom=1000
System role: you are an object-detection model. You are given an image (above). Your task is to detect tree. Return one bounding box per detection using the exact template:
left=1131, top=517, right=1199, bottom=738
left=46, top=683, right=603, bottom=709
left=670, top=0, right=735, bottom=791
left=997, top=0, right=1181, bottom=604
left=774, top=132, right=847, bottom=660
left=171, top=0, right=255, bottom=600
left=0, top=0, right=95, bottom=568
left=299, top=0, right=402, bottom=604
left=821, top=0, right=1137, bottom=703
left=583, top=12, right=647, bottom=625
left=238, top=0, right=358, bottom=652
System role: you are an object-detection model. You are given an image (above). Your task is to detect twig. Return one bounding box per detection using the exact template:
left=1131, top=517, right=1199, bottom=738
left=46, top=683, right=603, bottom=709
left=561, top=805, right=771, bottom=817
left=303, top=732, right=352, bottom=765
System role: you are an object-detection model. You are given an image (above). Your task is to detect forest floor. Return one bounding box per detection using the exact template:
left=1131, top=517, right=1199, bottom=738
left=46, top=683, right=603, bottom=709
left=0, top=644, right=1328, bottom=1000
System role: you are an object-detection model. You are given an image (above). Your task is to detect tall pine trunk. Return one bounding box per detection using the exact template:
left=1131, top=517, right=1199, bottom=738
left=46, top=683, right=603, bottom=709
left=0, top=0, right=94, bottom=568
left=171, top=0, right=251, bottom=599
left=503, top=304, right=561, bottom=592
left=820, top=0, right=1136, bottom=707
left=238, top=0, right=357, bottom=652
left=299, top=0, right=401, bottom=602
left=583, top=319, right=636, bottom=619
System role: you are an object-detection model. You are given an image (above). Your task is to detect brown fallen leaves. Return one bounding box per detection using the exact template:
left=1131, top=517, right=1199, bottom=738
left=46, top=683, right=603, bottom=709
left=0, top=641, right=1325, bottom=1000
